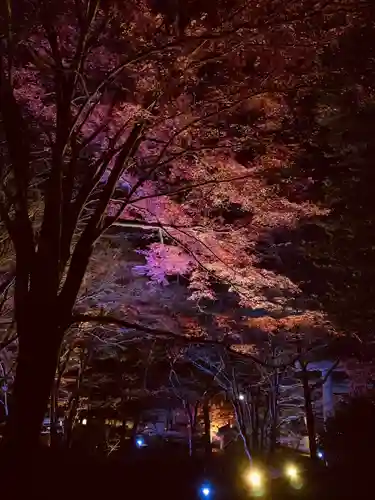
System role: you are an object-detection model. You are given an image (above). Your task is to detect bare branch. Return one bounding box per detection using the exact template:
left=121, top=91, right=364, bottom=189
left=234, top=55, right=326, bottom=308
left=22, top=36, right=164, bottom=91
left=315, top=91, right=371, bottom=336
left=70, top=313, right=328, bottom=370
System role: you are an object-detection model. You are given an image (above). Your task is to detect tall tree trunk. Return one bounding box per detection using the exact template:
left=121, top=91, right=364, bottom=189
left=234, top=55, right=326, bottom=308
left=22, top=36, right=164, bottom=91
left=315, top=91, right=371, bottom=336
left=49, top=392, right=59, bottom=448
left=64, top=353, right=86, bottom=448
left=50, top=365, right=63, bottom=448
left=269, top=418, right=278, bottom=455
left=301, top=364, right=317, bottom=460
left=120, top=418, right=128, bottom=450
left=232, top=400, right=252, bottom=462
left=184, top=401, right=194, bottom=457
left=64, top=397, right=78, bottom=448
left=202, top=396, right=211, bottom=460
left=269, top=371, right=280, bottom=455
left=252, top=395, right=260, bottom=454
left=184, top=400, right=199, bottom=457
left=0, top=361, right=9, bottom=418
left=3, top=322, right=62, bottom=454
left=50, top=347, right=71, bottom=448
left=130, top=413, right=140, bottom=440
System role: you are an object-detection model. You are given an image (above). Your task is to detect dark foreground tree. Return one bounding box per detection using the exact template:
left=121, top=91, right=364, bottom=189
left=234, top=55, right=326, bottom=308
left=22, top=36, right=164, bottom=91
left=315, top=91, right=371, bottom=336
left=318, top=390, right=375, bottom=500
left=321, top=391, right=375, bottom=471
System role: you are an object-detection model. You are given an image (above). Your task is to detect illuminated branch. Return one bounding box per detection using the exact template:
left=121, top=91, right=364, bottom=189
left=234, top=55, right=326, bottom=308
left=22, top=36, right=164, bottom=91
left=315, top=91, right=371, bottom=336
left=128, top=171, right=257, bottom=204
left=71, top=313, right=329, bottom=369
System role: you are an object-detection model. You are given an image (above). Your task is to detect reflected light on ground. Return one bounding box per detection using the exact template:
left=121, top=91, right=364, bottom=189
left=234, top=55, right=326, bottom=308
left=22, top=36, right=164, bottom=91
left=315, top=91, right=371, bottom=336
left=285, top=463, right=303, bottom=490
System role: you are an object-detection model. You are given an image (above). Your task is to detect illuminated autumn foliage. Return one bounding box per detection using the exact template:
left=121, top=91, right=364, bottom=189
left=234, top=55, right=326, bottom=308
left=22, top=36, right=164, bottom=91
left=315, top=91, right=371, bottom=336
left=0, top=0, right=372, bottom=458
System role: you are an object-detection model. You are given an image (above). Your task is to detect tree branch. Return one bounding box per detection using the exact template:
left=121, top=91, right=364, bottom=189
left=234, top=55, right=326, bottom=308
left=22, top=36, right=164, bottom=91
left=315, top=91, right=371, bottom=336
left=70, top=313, right=328, bottom=369
left=128, top=171, right=256, bottom=204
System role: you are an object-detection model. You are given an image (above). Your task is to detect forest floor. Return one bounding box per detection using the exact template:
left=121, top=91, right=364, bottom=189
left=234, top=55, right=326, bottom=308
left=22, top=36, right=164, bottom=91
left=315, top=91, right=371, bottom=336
left=0, top=445, right=366, bottom=499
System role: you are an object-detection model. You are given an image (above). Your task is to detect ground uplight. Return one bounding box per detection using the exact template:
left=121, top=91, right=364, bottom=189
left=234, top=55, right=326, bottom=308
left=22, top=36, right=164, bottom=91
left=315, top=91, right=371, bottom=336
left=135, top=437, right=145, bottom=448
left=246, top=469, right=263, bottom=488
left=244, top=468, right=266, bottom=497
left=199, top=484, right=212, bottom=498
left=285, top=464, right=299, bottom=480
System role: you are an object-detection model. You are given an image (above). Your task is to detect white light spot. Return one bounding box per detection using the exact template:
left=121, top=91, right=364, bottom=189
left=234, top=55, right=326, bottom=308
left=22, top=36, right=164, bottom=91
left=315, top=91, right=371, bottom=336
left=248, top=470, right=262, bottom=488
left=285, top=464, right=299, bottom=480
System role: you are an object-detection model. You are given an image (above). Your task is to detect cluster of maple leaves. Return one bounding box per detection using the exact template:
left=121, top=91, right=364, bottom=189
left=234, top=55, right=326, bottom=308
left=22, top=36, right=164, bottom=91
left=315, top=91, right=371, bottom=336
left=2, top=0, right=373, bottom=344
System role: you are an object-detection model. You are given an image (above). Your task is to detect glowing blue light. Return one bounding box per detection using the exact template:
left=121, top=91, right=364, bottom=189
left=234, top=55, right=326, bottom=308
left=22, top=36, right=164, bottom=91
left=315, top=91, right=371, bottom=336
left=136, top=437, right=144, bottom=448
left=200, top=485, right=211, bottom=497
left=317, top=451, right=323, bottom=459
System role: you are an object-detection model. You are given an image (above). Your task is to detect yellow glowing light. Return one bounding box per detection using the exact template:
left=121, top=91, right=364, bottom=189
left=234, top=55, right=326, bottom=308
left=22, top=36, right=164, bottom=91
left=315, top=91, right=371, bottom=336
left=247, top=470, right=263, bottom=488
left=285, top=464, right=299, bottom=480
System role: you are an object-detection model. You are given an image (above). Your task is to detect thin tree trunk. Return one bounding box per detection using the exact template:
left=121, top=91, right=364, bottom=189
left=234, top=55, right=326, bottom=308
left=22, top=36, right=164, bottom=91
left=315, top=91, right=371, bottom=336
left=50, top=347, right=71, bottom=448
left=253, top=394, right=260, bottom=454
left=249, top=394, right=258, bottom=454
left=64, top=395, right=80, bottom=448
left=50, top=366, right=63, bottom=448
left=130, top=413, right=140, bottom=440
left=260, top=403, right=269, bottom=454
left=232, top=400, right=252, bottom=462
left=119, top=395, right=128, bottom=450
left=187, top=420, right=193, bottom=457
left=269, top=416, right=278, bottom=454
left=202, top=396, right=211, bottom=460
left=269, top=372, right=280, bottom=455
left=301, top=364, right=317, bottom=460
left=49, top=392, right=58, bottom=448
left=64, top=352, right=87, bottom=448
left=0, top=362, right=9, bottom=417
left=184, top=401, right=194, bottom=457
left=120, top=418, right=127, bottom=450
